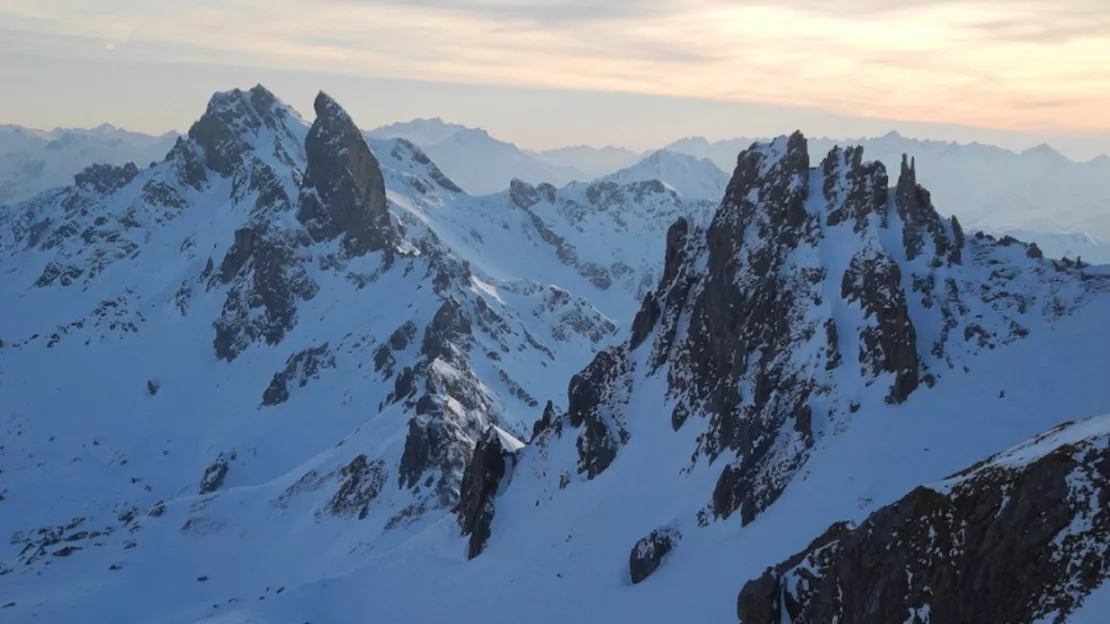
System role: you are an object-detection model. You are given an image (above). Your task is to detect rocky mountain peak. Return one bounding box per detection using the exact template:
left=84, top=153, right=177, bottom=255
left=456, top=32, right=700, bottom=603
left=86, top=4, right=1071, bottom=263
left=510, top=129, right=1108, bottom=538
left=298, top=91, right=396, bottom=257
left=186, top=84, right=300, bottom=178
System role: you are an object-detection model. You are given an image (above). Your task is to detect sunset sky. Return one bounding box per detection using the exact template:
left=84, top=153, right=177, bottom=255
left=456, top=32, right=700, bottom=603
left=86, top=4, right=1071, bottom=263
left=1, top=0, right=1108, bottom=157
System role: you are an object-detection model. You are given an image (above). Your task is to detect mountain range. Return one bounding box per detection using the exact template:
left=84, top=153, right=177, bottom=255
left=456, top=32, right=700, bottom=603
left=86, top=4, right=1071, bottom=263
left=5, top=119, right=1109, bottom=263
left=666, top=132, right=1110, bottom=261
left=1, top=86, right=1108, bottom=623
left=0, top=124, right=180, bottom=205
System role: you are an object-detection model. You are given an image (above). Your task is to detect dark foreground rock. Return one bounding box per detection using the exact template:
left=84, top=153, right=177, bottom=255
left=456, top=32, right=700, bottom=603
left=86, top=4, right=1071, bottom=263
left=737, top=415, right=1110, bottom=624
left=629, top=528, right=681, bottom=584
left=199, top=452, right=235, bottom=494
left=456, top=428, right=513, bottom=559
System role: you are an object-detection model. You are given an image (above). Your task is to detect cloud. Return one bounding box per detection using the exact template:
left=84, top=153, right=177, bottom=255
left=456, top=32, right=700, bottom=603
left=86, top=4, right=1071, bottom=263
left=1, top=0, right=1107, bottom=134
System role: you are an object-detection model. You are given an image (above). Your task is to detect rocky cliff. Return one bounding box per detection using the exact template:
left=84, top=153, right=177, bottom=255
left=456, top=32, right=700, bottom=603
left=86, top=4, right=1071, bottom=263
left=738, top=413, right=1110, bottom=624
left=507, top=130, right=1106, bottom=539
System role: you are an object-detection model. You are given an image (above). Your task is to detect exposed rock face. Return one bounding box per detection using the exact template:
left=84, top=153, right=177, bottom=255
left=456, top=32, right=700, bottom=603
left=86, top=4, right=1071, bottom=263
left=629, top=528, right=681, bottom=584
left=397, top=414, right=472, bottom=508
left=531, top=400, right=563, bottom=441
left=629, top=292, right=661, bottom=350
left=328, top=455, right=388, bottom=519
left=300, top=91, right=396, bottom=257
left=841, top=250, right=919, bottom=403
left=73, top=162, right=140, bottom=195
left=567, top=347, right=633, bottom=479
left=821, top=145, right=887, bottom=232
left=895, top=155, right=954, bottom=263
left=737, top=414, right=1110, bottom=624
left=199, top=454, right=232, bottom=494
left=667, top=132, right=827, bottom=525
left=523, top=131, right=1108, bottom=534
left=421, top=297, right=472, bottom=363
left=456, top=428, right=510, bottom=559
left=212, top=224, right=318, bottom=361
left=261, top=343, right=336, bottom=406
left=188, top=85, right=295, bottom=178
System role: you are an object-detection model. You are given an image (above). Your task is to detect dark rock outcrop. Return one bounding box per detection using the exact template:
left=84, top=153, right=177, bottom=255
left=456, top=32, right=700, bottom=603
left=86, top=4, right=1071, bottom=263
left=212, top=224, right=318, bottom=361
left=629, top=292, right=661, bottom=350
left=737, top=416, right=1110, bottom=624
left=895, top=155, right=953, bottom=263
left=421, top=297, right=472, bottom=363
left=74, top=162, right=140, bottom=195
left=567, top=347, right=633, bottom=479
left=397, top=414, right=471, bottom=508
left=629, top=528, right=681, bottom=584
left=822, top=146, right=887, bottom=231
left=261, top=343, right=336, bottom=406
left=199, top=453, right=233, bottom=494
left=456, top=428, right=512, bottom=559
left=841, top=250, right=919, bottom=403
left=299, top=91, right=396, bottom=257
left=328, top=455, right=388, bottom=519
left=531, top=400, right=563, bottom=441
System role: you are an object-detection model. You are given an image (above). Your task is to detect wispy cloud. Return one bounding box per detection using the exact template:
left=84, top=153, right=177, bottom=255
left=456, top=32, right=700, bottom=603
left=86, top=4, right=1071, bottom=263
left=0, top=0, right=1106, bottom=133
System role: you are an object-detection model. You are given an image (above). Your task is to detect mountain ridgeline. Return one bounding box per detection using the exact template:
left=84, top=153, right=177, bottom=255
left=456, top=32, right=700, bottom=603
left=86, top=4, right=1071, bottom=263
left=0, top=86, right=1107, bottom=624
left=458, top=132, right=1109, bottom=616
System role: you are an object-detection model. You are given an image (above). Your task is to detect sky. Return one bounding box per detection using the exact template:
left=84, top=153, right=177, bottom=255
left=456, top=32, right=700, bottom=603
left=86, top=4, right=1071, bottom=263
left=1, top=0, right=1108, bottom=158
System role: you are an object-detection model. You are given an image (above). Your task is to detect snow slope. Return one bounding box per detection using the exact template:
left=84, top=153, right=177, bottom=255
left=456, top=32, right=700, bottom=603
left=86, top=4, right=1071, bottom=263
left=0, top=124, right=179, bottom=204
left=367, top=118, right=587, bottom=194
left=1, top=96, right=1108, bottom=624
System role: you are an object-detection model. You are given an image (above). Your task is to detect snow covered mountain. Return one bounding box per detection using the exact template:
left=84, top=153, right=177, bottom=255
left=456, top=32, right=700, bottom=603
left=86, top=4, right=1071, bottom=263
left=988, top=228, right=1110, bottom=265
left=367, top=118, right=588, bottom=194
left=666, top=132, right=1110, bottom=247
left=0, top=124, right=179, bottom=205
left=601, top=149, right=728, bottom=201
left=530, top=145, right=643, bottom=179
left=2, top=90, right=1109, bottom=624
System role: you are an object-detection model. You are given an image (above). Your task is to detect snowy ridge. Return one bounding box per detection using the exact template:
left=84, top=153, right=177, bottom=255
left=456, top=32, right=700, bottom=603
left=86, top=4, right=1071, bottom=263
left=366, top=119, right=588, bottom=194
left=500, top=131, right=1108, bottom=536
left=0, top=85, right=722, bottom=623
left=1, top=94, right=1109, bottom=624
left=601, top=149, right=728, bottom=201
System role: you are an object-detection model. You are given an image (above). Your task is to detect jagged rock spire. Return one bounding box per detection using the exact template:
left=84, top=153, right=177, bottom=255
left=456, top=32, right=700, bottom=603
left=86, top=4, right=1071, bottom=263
left=299, top=91, right=396, bottom=257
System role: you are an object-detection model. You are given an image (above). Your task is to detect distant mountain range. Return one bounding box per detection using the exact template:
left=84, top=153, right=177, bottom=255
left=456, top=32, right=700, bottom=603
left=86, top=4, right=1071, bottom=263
left=2, top=119, right=1108, bottom=263
left=0, top=123, right=180, bottom=204
left=366, top=117, right=593, bottom=194
left=665, top=132, right=1110, bottom=246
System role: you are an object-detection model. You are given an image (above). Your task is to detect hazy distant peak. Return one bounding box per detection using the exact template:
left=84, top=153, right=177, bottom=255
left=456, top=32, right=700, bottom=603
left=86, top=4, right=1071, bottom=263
left=368, top=117, right=479, bottom=147
left=1020, top=143, right=1067, bottom=162
left=603, top=148, right=727, bottom=201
